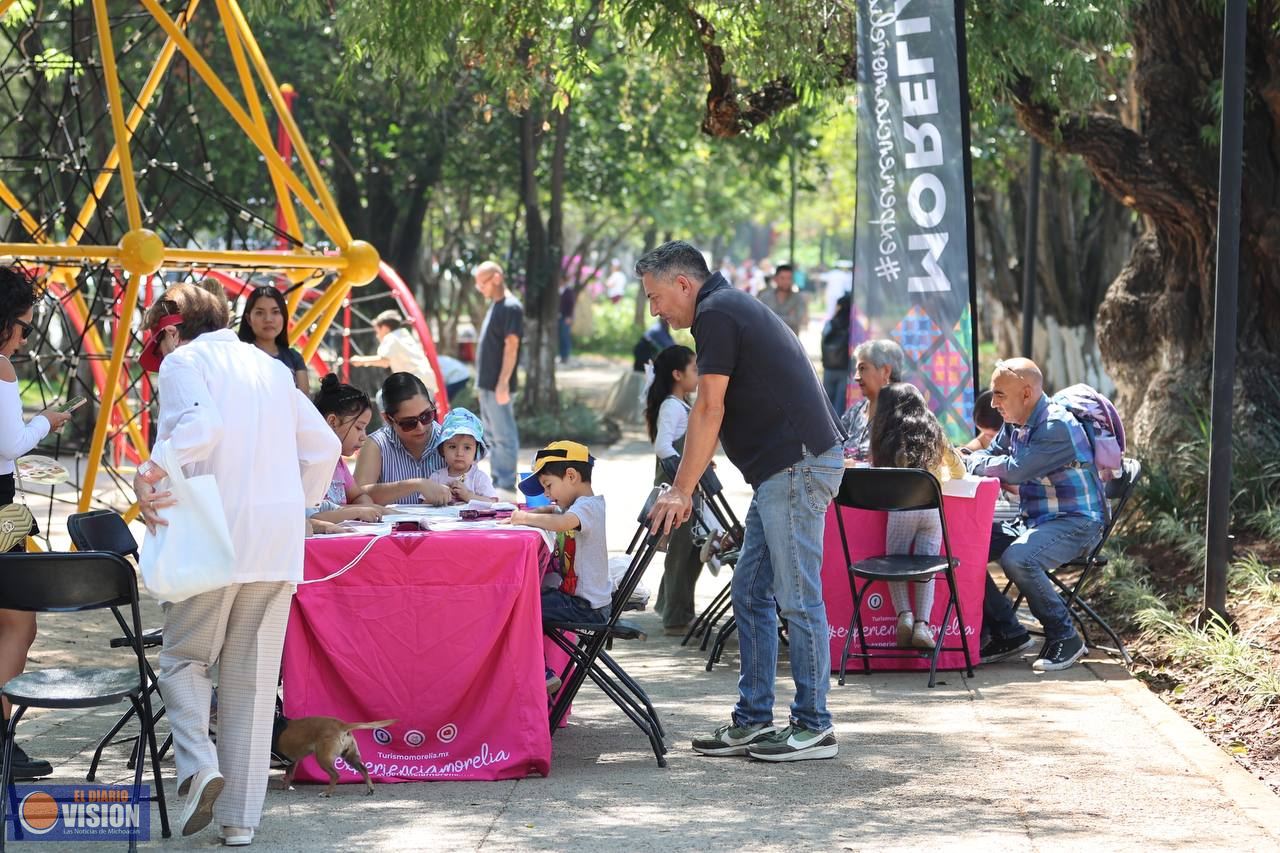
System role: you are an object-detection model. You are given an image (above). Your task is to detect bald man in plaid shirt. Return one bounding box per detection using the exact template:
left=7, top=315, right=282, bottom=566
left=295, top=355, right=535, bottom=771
left=965, top=358, right=1105, bottom=672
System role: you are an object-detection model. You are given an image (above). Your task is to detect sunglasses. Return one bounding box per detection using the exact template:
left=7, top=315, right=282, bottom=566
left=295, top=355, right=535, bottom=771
left=392, top=408, right=436, bottom=431
left=15, top=320, right=32, bottom=341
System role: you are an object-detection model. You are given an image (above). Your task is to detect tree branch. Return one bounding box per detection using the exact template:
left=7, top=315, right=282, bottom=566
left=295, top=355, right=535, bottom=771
left=688, top=6, right=855, bottom=138
left=1009, top=76, right=1209, bottom=225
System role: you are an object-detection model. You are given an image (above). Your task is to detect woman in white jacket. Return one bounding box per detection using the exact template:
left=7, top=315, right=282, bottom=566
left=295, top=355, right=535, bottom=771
left=133, top=283, right=339, bottom=846
left=0, top=266, right=71, bottom=780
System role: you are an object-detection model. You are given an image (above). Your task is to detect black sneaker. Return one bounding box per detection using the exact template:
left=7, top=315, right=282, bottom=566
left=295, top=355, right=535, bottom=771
left=980, top=633, right=1036, bottom=663
left=1032, top=635, right=1087, bottom=672
left=8, top=742, right=53, bottom=780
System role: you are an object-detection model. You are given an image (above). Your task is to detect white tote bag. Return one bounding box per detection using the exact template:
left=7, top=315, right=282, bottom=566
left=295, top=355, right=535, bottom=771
left=138, top=442, right=237, bottom=602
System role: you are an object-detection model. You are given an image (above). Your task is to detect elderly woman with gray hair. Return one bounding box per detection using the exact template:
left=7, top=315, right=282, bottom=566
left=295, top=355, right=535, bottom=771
left=841, top=339, right=905, bottom=459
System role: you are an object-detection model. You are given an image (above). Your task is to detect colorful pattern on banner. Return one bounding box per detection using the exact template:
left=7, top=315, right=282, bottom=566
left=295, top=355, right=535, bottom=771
left=850, top=0, right=977, bottom=442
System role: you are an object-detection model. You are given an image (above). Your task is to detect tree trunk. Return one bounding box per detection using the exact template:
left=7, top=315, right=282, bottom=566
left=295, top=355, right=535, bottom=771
left=517, top=108, right=559, bottom=413
left=1011, top=1, right=1280, bottom=449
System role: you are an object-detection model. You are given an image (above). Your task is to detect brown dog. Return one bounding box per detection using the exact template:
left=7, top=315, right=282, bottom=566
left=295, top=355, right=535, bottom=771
left=274, top=716, right=396, bottom=797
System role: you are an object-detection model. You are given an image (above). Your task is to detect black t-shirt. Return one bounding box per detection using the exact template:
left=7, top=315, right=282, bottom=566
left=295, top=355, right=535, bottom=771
left=477, top=296, right=524, bottom=392
left=273, top=346, right=306, bottom=373
left=693, top=273, right=845, bottom=487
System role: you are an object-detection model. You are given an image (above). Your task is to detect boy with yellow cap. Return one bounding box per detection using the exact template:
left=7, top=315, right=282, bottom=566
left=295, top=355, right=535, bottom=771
left=510, top=441, right=611, bottom=626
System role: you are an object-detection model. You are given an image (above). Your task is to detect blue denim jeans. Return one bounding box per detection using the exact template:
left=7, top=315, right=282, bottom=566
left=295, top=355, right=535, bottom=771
left=731, top=444, right=844, bottom=732
left=541, top=590, right=609, bottom=624
left=822, top=369, right=848, bottom=413
left=983, top=515, right=1104, bottom=643
left=558, top=317, right=573, bottom=363
left=477, top=388, right=519, bottom=489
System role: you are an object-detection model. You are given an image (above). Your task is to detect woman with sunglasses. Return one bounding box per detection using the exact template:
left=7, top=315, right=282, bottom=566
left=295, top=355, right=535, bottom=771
left=353, top=372, right=452, bottom=505
left=237, top=286, right=309, bottom=394
left=133, top=282, right=339, bottom=843
left=0, top=266, right=71, bottom=781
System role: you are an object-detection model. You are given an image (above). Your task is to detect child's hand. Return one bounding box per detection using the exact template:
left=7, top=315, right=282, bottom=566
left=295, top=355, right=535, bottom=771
left=503, top=509, right=527, bottom=526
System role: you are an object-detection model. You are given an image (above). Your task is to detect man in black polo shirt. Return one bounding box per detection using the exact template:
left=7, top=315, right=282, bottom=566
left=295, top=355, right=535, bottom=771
left=642, top=241, right=846, bottom=762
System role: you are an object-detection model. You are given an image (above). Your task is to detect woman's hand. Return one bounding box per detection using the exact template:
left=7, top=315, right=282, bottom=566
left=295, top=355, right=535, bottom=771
left=417, top=480, right=452, bottom=506
left=38, top=408, right=72, bottom=432
left=133, top=473, right=175, bottom=535
left=307, top=518, right=341, bottom=536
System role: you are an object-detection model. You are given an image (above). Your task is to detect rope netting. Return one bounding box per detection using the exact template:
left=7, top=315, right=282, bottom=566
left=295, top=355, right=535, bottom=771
left=0, top=1, right=426, bottom=534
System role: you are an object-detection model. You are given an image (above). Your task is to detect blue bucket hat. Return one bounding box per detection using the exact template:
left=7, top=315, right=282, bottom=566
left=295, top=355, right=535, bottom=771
left=436, top=408, right=487, bottom=461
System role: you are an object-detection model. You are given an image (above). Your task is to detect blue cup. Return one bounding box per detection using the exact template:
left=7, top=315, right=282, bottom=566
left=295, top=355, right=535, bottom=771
left=519, top=471, right=552, bottom=507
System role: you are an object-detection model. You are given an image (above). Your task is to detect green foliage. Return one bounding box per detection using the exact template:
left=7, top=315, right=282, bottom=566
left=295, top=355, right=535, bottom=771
left=516, top=396, right=620, bottom=446
left=576, top=299, right=644, bottom=356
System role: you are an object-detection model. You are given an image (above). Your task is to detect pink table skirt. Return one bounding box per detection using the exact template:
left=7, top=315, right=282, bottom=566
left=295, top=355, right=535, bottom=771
left=821, top=478, right=999, bottom=672
left=282, top=528, right=553, bottom=782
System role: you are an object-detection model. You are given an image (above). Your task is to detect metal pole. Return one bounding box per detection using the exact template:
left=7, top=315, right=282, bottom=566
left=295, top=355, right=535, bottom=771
left=1202, top=0, right=1247, bottom=625
left=1020, top=138, right=1042, bottom=357
left=789, top=137, right=798, bottom=264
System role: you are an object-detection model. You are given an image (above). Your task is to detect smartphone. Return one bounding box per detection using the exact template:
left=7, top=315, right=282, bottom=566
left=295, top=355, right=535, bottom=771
left=57, top=396, right=88, bottom=413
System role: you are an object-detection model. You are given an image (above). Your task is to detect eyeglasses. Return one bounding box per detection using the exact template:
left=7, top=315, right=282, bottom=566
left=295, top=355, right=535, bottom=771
left=392, top=408, right=436, bottom=431
left=15, top=320, right=33, bottom=341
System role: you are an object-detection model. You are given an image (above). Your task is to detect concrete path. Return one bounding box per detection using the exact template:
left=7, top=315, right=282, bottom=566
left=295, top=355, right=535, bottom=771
left=11, top=429, right=1280, bottom=851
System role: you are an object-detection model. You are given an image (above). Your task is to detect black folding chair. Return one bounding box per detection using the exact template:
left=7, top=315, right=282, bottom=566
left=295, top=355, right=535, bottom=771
left=1001, top=457, right=1142, bottom=664
left=833, top=467, right=975, bottom=688
left=550, top=488, right=668, bottom=766
left=66, top=510, right=170, bottom=780
left=0, top=552, right=171, bottom=851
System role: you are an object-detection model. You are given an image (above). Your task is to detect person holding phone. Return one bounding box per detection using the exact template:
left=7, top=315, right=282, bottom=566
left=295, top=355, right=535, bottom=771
left=0, top=266, right=71, bottom=779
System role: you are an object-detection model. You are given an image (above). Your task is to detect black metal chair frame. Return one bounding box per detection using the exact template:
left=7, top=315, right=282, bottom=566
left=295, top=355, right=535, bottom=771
left=546, top=488, right=668, bottom=766
left=0, top=551, right=171, bottom=851
left=833, top=467, right=975, bottom=689
left=66, top=510, right=172, bottom=780
left=648, top=458, right=755, bottom=668
left=1000, top=457, right=1142, bottom=664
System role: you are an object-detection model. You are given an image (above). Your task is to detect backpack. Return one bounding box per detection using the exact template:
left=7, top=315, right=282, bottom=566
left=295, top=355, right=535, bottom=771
left=1051, top=384, right=1126, bottom=479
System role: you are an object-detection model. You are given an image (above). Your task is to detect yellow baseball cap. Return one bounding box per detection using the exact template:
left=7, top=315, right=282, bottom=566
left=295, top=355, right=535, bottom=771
left=519, top=440, right=595, bottom=496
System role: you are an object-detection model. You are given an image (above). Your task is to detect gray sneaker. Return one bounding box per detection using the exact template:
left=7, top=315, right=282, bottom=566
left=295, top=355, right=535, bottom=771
left=691, top=722, right=778, bottom=757
left=746, top=724, right=838, bottom=762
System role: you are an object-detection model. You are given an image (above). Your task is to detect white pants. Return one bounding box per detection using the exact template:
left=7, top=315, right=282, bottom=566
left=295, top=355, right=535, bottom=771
left=158, top=581, right=293, bottom=829
left=885, top=509, right=941, bottom=619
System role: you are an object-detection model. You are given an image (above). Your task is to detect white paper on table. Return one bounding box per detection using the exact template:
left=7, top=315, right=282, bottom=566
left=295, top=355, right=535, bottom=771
left=941, top=474, right=983, bottom=499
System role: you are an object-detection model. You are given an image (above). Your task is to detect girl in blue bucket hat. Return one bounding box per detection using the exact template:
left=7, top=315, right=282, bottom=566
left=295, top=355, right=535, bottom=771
left=429, top=407, right=499, bottom=502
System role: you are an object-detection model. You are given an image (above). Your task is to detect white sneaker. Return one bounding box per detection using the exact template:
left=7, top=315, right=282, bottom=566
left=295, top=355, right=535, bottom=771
left=221, top=826, right=254, bottom=846
left=179, top=767, right=224, bottom=837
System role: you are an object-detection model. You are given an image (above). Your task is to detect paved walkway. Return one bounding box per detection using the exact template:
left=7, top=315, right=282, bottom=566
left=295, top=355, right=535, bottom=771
left=12, top=429, right=1280, bottom=851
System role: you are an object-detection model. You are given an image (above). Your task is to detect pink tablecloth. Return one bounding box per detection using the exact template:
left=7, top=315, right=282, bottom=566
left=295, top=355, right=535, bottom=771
left=281, top=528, right=552, bottom=782
left=821, top=478, right=999, bottom=671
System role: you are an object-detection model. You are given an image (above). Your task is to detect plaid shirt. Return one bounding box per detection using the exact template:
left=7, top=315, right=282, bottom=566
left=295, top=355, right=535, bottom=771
left=966, top=395, right=1105, bottom=526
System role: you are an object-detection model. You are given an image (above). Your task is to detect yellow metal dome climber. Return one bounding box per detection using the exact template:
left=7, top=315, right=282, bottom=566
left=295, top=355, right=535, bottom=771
left=0, top=0, right=447, bottom=537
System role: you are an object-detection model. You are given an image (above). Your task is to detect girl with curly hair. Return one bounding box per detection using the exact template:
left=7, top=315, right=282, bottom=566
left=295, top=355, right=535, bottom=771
left=0, top=266, right=72, bottom=779
left=869, top=382, right=965, bottom=650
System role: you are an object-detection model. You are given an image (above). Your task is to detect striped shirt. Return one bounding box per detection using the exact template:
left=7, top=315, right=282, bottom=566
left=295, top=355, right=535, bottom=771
left=966, top=395, right=1105, bottom=526
left=368, top=423, right=446, bottom=504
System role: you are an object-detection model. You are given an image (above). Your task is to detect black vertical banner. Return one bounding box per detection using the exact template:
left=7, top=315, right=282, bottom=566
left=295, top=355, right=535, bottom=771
left=851, top=0, right=977, bottom=441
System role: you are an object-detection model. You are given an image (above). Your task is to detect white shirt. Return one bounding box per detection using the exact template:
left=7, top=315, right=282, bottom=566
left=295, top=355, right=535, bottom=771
left=606, top=270, right=628, bottom=299
left=152, top=329, right=340, bottom=584
left=565, top=494, right=610, bottom=610
left=0, top=364, right=49, bottom=476
left=653, top=396, right=690, bottom=460
left=428, top=463, right=497, bottom=498
left=378, top=328, right=438, bottom=393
